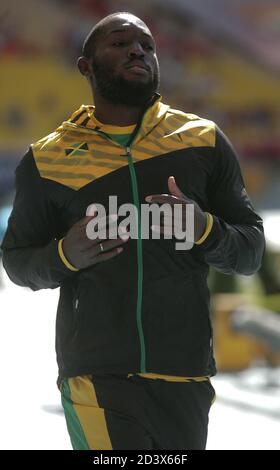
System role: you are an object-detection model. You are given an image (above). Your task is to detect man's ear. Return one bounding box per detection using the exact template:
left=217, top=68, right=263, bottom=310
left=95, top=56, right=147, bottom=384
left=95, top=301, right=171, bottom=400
left=77, top=56, right=92, bottom=77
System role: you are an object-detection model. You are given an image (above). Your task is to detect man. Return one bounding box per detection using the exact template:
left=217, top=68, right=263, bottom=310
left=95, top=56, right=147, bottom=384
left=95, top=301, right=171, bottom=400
left=1, top=12, right=265, bottom=450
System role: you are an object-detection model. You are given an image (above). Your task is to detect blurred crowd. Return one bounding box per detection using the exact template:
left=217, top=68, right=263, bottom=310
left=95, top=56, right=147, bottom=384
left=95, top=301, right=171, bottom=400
left=1, top=0, right=280, bottom=165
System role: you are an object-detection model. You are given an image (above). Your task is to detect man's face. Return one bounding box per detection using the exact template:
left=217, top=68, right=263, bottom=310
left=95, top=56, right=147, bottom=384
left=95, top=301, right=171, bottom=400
left=89, top=17, right=160, bottom=106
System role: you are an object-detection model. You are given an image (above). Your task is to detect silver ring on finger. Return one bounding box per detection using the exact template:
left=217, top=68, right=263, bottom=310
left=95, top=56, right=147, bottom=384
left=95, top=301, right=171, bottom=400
left=99, top=242, right=104, bottom=253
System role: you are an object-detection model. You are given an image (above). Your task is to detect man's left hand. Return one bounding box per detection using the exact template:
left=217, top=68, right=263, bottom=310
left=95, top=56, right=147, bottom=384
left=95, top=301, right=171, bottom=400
left=145, top=176, right=207, bottom=242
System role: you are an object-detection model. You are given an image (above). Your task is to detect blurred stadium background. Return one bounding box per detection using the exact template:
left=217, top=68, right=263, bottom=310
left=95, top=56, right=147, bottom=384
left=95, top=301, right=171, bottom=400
left=0, top=0, right=280, bottom=450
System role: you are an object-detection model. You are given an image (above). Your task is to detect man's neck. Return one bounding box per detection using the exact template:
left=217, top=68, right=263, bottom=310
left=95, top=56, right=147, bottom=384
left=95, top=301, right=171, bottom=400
left=92, top=93, right=147, bottom=126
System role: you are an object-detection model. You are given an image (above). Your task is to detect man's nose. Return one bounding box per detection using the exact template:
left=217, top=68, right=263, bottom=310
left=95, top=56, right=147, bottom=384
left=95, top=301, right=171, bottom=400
left=128, top=41, right=145, bottom=58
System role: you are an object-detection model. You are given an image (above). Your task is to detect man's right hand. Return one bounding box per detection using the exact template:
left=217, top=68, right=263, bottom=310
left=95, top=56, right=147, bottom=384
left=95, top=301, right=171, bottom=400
left=62, top=213, right=129, bottom=270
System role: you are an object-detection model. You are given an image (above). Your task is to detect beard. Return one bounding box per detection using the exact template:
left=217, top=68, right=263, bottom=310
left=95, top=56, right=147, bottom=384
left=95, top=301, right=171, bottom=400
left=91, top=58, right=160, bottom=106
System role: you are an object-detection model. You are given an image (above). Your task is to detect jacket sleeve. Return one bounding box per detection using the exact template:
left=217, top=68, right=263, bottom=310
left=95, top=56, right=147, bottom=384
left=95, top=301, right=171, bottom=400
left=198, top=126, right=265, bottom=275
left=1, top=149, right=76, bottom=290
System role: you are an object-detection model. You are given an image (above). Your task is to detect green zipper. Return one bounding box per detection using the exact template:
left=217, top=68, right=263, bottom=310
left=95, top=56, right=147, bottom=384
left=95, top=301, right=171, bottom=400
left=125, top=145, right=146, bottom=373
left=122, top=100, right=158, bottom=374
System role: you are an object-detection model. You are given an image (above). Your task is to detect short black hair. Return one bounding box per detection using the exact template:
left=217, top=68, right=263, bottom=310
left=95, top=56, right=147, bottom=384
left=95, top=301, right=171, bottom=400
left=82, top=12, right=135, bottom=58
left=82, top=25, right=102, bottom=59
left=82, top=12, right=146, bottom=58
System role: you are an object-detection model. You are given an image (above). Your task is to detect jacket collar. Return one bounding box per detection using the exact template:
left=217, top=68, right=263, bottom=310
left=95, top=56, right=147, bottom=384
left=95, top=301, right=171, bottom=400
left=61, top=94, right=170, bottom=143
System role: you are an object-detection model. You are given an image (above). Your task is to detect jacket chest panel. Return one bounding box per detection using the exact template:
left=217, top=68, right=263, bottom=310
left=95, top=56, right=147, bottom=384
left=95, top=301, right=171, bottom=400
left=134, top=147, right=214, bottom=210
left=45, top=145, right=214, bottom=234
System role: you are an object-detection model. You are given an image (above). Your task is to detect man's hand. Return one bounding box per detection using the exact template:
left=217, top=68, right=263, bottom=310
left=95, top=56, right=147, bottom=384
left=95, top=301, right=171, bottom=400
left=145, top=176, right=207, bottom=242
left=62, top=212, right=129, bottom=270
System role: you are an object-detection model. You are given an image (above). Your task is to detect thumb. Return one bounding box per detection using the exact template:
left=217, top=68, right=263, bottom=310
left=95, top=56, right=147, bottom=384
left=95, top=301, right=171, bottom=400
left=86, top=203, right=97, bottom=216
left=77, top=214, right=96, bottom=227
left=168, top=176, right=184, bottom=198
left=76, top=204, right=97, bottom=227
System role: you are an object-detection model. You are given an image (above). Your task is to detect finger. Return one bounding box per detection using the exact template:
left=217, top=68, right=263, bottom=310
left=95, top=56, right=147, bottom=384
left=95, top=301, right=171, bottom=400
left=167, top=175, right=184, bottom=199
left=80, top=223, right=128, bottom=253
left=91, top=246, right=124, bottom=265
left=118, top=225, right=131, bottom=240
left=151, top=225, right=186, bottom=240
left=86, top=203, right=97, bottom=216
left=103, top=234, right=129, bottom=250
left=145, top=194, right=183, bottom=205
left=160, top=209, right=188, bottom=223
left=157, top=221, right=187, bottom=234
left=151, top=225, right=173, bottom=236
left=85, top=214, right=118, bottom=240
left=77, top=214, right=97, bottom=227
left=85, top=235, right=129, bottom=257
left=98, top=235, right=129, bottom=253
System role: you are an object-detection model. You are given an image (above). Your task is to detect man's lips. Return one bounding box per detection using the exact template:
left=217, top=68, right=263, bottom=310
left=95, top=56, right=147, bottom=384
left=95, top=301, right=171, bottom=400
left=125, top=62, right=149, bottom=73
left=127, top=66, right=149, bottom=75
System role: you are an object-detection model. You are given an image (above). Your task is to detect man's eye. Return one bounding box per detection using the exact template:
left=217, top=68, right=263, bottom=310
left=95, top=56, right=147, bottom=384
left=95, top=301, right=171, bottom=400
left=144, top=44, right=154, bottom=51
left=112, top=42, right=125, bottom=46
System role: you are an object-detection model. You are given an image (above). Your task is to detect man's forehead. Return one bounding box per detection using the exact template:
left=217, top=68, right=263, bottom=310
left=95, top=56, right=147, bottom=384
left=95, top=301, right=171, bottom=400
left=103, top=16, right=152, bottom=38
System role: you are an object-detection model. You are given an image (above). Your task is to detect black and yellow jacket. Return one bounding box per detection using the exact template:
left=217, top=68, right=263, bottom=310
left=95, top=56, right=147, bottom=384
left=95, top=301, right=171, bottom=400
left=1, top=95, right=265, bottom=379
